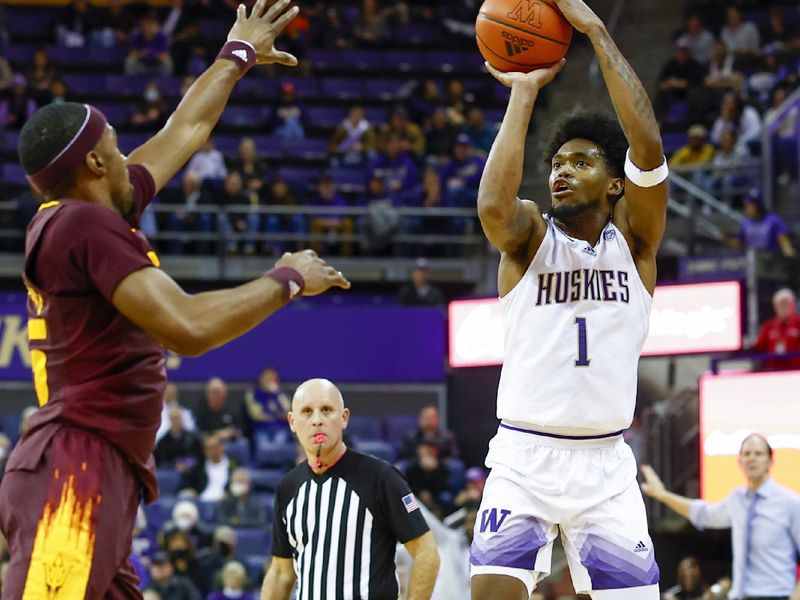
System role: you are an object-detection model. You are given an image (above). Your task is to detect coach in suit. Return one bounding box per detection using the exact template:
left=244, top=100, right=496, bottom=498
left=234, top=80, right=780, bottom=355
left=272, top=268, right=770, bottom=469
left=260, top=378, right=440, bottom=600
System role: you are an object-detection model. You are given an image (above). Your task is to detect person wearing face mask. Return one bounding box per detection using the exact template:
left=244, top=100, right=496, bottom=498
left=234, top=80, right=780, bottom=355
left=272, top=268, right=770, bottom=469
left=165, top=530, right=205, bottom=595
left=161, top=500, right=213, bottom=556
left=130, top=81, right=168, bottom=131
left=218, top=467, right=267, bottom=528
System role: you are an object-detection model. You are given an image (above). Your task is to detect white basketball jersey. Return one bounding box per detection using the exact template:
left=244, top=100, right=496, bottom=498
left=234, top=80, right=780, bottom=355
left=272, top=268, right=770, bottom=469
left=496, top=216, right=652, bottom=434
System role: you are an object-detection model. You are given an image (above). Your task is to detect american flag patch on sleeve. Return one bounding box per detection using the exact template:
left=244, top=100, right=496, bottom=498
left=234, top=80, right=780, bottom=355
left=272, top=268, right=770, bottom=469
left=402, top=493, right=420, bottom=513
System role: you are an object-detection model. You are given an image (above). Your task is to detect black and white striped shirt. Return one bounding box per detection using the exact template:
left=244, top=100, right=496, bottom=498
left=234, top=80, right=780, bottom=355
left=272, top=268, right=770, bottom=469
left=272, top=449, right=429, bottom=600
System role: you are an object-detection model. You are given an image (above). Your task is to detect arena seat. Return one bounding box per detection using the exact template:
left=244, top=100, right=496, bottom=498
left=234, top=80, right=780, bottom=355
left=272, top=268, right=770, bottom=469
left=225, top=438, right=251, bottom=466
left=390, top=23, right=439, bottom=45
left=346, top=415, right=384, bottom=442
left=383, top=50, right=427, bottom=73
left=234, top=527, right=271, bottom=558
left=2, top=164, right=27, bottom=186
left=307, top=106, right=349, bottom=129
left=197, top=499, right=219, bottom=524
left=356, top=440, right=396, bottom=463
left=363, top=79, right=408, bottom=101
left=282, top=138, right=329, bottom=161
left=384, top=414, right=419, bottom=448
left=219, top=105, right=269, bottom=128
left=1, top=413, right=21, bottom=440
left=255, top=441, right=297, bottom=470
left=253, top=492, right=275, bottom=522
left=156, top=468, right=181, bottom=496
left=250, top=469, right=284, bottom=493
left=276, top=78, right=320, bottom=99
left=425, top=50, right=466, bottom=73
left=445, top=458, right=466, bottom=495
left=321, top=78, right=366, bottom=101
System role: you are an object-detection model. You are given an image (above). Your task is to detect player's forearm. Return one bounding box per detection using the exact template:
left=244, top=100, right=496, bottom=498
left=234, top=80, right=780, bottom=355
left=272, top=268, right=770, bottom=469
left=477, top=84, right=539, bottom=220
left=406, top=545, right=440, bottom=600
left=651, top=489, right=693, bottom=519
left=260, top=565, right=295, bottom=600
left=587, top=25, right=664, bottom=168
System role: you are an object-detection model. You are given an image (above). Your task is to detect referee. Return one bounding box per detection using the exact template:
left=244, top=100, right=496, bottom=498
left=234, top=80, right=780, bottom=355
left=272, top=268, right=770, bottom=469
left=260, top=379, right=440, bottom=600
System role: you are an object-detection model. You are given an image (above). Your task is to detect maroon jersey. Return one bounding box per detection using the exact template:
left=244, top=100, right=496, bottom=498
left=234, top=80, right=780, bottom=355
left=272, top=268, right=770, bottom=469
left=14, top=164, right=166, bottom=502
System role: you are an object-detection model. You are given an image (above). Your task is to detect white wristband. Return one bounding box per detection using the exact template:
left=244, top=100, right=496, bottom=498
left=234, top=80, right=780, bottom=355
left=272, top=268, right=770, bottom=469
left=624, top=148, right=668, bottom=188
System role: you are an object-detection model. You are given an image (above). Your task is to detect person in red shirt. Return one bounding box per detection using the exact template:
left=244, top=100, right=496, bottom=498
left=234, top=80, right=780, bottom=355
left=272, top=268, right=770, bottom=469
left=753, top=288, right=800, bottom=370
left=0, top=3, right=349, bottom=599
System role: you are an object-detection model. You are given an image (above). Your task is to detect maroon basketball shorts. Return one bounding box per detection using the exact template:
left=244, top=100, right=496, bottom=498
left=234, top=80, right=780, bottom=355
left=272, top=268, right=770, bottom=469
left=0, top=426, right=143, bottom=599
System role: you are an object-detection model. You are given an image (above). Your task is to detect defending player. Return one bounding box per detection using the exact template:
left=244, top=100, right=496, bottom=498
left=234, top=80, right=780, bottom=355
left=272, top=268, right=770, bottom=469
left=0, top=2, right=349, bottom=598
left=470, top=0, right=668, bottom=598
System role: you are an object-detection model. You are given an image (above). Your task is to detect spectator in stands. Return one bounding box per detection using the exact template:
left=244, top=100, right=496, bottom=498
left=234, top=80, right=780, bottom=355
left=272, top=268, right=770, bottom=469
left=165, top=530, right=205, bottom=593
left=167, top=171, right=215, bottom=255
left=765, top=86, right=798, bottom=184
left=668, top=124, right=715, bottom=169
left=720, top=6, right=760, bottom=58
left=186, top=137, right=228, bottom=182
left=655, top=37, right=707, bottom=121
left=353, top=0, right=407, bottom=46
left=0, top=57, right=12, bottom=96
left=399, top=404, right=459, bottom=461
left=179, top=433, right=235, bottom=501
left=195, top=377, right=243, bottom=441
left=309, top=174, right=354, bottom=255
left=454, top=467, right=487, bottom=509
left=25, top=50, right=57, bottom=106
left=217, top=467, right=267, bottom=528
left=49, top=79, right=68, bottom=105
left=440, top=133, right=485, bottom=209
left=369, top=134, right=420, bottom=198
left=710, top=130, right=751, bottom=202
left=266, top=82, right=306, bottom=141
left=328, top=105, right=376, bottom=166
left=377, top=105, right=426, bottom=156
left=463, top=107, right=497, bottom=157
left=760, top=6, right=800, bottom=55
left=424, top=107, right=458, bottom=163
left=155, top=406, right=204, bottom=472
left=746, top=49, right=791, bottom=108
left=661, top=556, right=709, bottom=600
left=195, top=526, right=238, bottom=592
left=681, top=15, right=715, bottom=65
left=215, top=171, right=260, bottom=255
left=0, top=75, right=36, bottom=131
left=91, top=0, right=135, bottom=48
left=208, top=561, right=255, bottom=600
left=185, top=45, right=210, bottom=78
left=409, top=79, right=444, bottom=125
left=735, top=189, right=796, bottom=257
left=55, top=0, right=99, bottom=48
left=310, top=5, right=352, bottom=48
left=125, top=12, right=174, bottom=76
left=161, top=501, right=213, bottom=552
left=147, top=550, right=202, bottom=600
left=404, top=441, right=450, bottom=517
left=245, top=367, right=291, bottom=443
left=398, top=258, right=444, bottom=306
left=704, top=40, right=742, bottom=93
left=752, top=288, right=800, bottom=370
left=445, top=79, right=470, bottom=126
left=130, top=81, right=170, bottom=132
left=264, top=179, right=305, bottom=254
left=228, top=138, right=269, bottom=196
left=710, top=92, right=762, bottom=155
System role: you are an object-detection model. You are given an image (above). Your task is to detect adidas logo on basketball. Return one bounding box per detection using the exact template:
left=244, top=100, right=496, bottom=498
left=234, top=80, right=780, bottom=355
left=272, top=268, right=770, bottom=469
left=501, top=31, right=534, bottom=57
left=232, top=49, right=249, bottom=62
left=634, top=540, right=648, bottom=553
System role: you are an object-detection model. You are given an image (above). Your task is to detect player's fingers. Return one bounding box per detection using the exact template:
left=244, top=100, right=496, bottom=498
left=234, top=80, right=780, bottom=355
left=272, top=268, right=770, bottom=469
left=251, top=0, right=270, bottom=19
left=236, top=3, right=247, bottom=22
left=264, top=0, right=289, bottom=22
left=484, top=62, right=512, bottom=85
left=270, top=49, right=298, bottom=67
left=328, top=268, right=351, bottom=289
left=271, top=4, right=299, bottom=30
left=304, top=249, right=318, bottom=259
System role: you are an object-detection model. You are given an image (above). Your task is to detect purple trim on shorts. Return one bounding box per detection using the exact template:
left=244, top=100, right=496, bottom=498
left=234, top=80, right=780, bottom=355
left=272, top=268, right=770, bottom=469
left=578, top=533, right=659, bottom=589
left=499, top=423, right=624, bottom=440
left=469, top=514, right=548, bottom=570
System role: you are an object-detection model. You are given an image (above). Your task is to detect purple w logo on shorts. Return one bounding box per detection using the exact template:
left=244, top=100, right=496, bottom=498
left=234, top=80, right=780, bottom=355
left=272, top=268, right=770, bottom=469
left=480, top=508, right=511, bottom=533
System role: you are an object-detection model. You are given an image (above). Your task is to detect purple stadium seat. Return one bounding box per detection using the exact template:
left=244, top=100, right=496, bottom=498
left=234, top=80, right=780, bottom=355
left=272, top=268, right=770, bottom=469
left=234, top=78, right=278, bottom=99
left=116, top=133, right=148, bottom=154
left=8, top=10, right=55, bottom=35
left=87, top=45, right=127, bottom=67
left=2, top=164, right=27, bottom=186
left=255, top=441, right=296, bottom=469
left=250, top=469, right=283, bottom=493
left=197, top=500, right=218, bottom=524
left=664, top=102, right=689, bottom=125
left=363, top=107, right=390, bottom=126
left=338, top=48, right=385, bottom=71
left=4, top=45, right=37, bottom=64
left=425, top=50, right=466, bottom=73
left=384, top=414, right=419, bottom=448
left=46, top=46, right=92, bottom=67
left=363, top=79, right=407, bottom=101
left=322, top=78, right=365, bottom=100
left=251, top=135, right=284, bottom=159
left=383, top=50, right=426, bottom=73
left=106, top=75, right=152, bottom=97
left=153, top=76, right=181, bottom=97
left=356, top=440, right=396, bottom=463
left=243, top=555, right=270, bottom=580
left=214, top=135, right=240, bottom=155
left=156, top=469, right=181, bottom=496
left=391, top=23, right=438, bottom=45
left=252, top=493, right=275, bottom=522
left=307, top=106, right=349, bottom=129
left=662, top=132, right=688, bottom=155
left=197, top=18, right=229, bottom=40
left=277, top=78, right=319, bottom=99
left=283, top=138, right=329, bottom=161
left=483, top=108, right=506, bottom=126
left=492, top=82, right=511, bottom=103
left=63, top=73, right=107, bottom=95
left=225, top=438, right=251, bottom=466
left=2, top=131, right=20, bottom=153
left=347, top=415, right=383, bottom=442
left=219, top=105, right=268, bottom=128
left=327, top=167, right=367, bottom=193
left=306, top=48, right=343, bottom=71
left=277, top=166, right=324, bottom=186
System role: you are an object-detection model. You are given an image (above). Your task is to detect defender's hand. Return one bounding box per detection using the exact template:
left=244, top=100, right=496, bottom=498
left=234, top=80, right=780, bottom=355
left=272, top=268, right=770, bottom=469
left=485, top=59, right=565, bottom=91
left=639, top=464, right=666, bottom=499
left=275, top=250, right=351, bottom=296
left=551, top=0, right=604, bottom=35
left=227, top=0, right=299, bottom=66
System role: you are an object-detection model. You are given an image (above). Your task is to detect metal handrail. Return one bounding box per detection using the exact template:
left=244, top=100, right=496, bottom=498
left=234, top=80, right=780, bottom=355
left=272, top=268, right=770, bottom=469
left=668, top=171, right=747, bottom=224
left=761, top=86, right=800, bottom=210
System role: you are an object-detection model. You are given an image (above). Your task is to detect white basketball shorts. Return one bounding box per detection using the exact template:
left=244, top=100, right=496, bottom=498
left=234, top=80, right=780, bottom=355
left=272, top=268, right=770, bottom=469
left=469, top=423, right=659, bottom=595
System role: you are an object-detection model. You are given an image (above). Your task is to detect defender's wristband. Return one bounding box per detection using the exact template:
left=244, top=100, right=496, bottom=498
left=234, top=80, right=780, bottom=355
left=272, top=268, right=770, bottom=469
left=217, top=40, right=257, bottom=76
left=265, top=267, right=305, bottom=301
left=624, top=149, right=669, bottom=188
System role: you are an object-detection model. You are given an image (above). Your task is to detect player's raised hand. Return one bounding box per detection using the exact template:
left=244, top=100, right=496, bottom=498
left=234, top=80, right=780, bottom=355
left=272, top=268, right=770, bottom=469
left=275, top=250, right=351, bottom=296
left=551, top=0, right=604, bottom=35
left=485, top=59, right=565, bottom=91
left=639, top=465, right=666, bottom=498
left=227, top=0, right=299, bottom=66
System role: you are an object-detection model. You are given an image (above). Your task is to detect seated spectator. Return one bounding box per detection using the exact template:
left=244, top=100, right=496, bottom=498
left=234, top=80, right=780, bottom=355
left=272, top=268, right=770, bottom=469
left=125, top=12, right=174, bottom=76
left=368, top=135, right=420, bottom=199
left=310, top=5, right=352, bottom=48
left=25, top=49, right=57, bottom=105
left=655, top=37, right=706, bottom=121
left=454, top=467, right=487, bottom=508
left=329, top=105, right=376, bottom=166
left=398, top=258, right=444, bottom=307
left=661, top=556, right=709, bottom=600
left=155, top=406, right=204, bottom=472
left=207, top=561, right=255, bottom=600
left=409, top=79, right=444, bottom=126
left=440, top=134, right=485, bottom=209
left=214, top=171, right=260, bottom=255
left=720, top=6, right=760, bottom=58
left=195, top=526, right=238, bottom=593
left=227, top=138, right=269, bottom=196
left=178, top=433, right=236, bottom=501
left=445, top=79, right=471, bottom=126
left=404, top=441, right=450, bottom=516
left=752, top=288, right=800, bottom=370
left=195, top=377, right=243, bottom=441
left=704, top=40, right=742, bottom=93
left=425, top=107, right=458, bottom=163
left=309, top=174, right=353, bottom=255
left=399, top=405, right=459, bottom=461
left=376, top=105, right=426, bottom=157
left=463, top=107, right=497, bottom=157
left=165, top=531, right=205, bottom=594
left=217, top=467, right=267, bottom=528
left=147, top=551, right=202, bottom=600
left=746, top=50, right=792, bottom=108
left=161, top=501, right=213, bottom=555
left=709, top=92, right=762, bottom=154
left=266, top=82, right=306, bottom=141
left=734, top=189, right=796, bottom=257
left=681, top=15, right=714, bottom=65
left=0, top=75, right=36, bottom=131
left=55, top=0, right=99, bottom=48
left=91, top=0, right=135, bottom=48
left=244, top=367, right=291, bottom=443
left=760, top=6, right=800, bottom=55
left=186, top=137, right=228, bottom=183
left=353, top=0, right=406, bottom=46
left=49, top=79, right=68, bottom=105
left=167, top=171, right=215, bottom=255
left=710, top=129, right=751, bottom=202
left=264, top=179, right=306, bottom=254
left=130, top=81, right=169, bottom=131
left=668, top=124, right=715, bottom=169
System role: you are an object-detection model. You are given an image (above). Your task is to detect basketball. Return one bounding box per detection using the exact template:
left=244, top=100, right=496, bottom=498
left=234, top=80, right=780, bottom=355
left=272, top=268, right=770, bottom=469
left=476, top=0, right=573, bottom=73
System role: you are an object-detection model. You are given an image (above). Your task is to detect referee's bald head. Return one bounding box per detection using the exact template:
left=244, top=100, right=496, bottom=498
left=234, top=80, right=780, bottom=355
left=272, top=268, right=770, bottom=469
left=292, top=378, right=344, bottom=411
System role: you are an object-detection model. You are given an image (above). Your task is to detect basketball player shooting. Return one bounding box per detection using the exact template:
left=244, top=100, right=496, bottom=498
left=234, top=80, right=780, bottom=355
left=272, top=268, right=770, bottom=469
left=469, top=0, right=668, bottom=599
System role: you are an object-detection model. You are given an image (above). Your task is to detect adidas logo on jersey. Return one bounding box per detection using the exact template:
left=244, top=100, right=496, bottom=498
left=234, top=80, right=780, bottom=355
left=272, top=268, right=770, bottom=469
left=634, top=540, right=648, bottom=553
left=232, top=49, right=249, bottom=62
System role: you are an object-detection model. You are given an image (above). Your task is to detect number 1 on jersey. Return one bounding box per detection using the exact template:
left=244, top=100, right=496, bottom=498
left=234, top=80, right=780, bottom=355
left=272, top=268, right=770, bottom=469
left=574, top=317, right=590, bottom=367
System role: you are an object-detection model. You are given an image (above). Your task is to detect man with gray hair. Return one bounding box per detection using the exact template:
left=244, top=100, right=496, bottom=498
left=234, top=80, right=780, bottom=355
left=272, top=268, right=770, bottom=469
left=753, top=287, right=800, bottom=370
